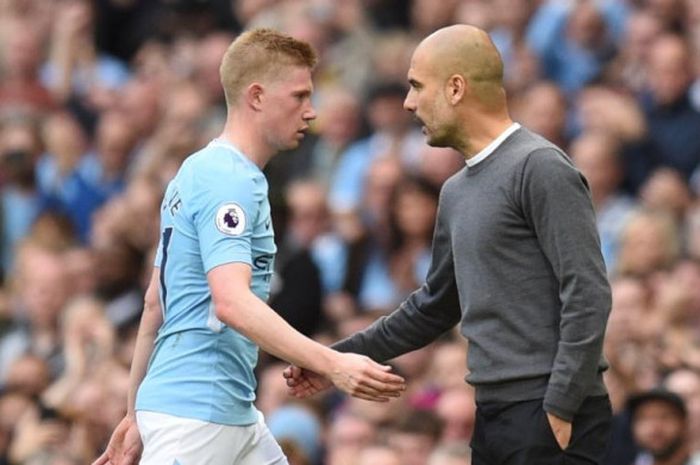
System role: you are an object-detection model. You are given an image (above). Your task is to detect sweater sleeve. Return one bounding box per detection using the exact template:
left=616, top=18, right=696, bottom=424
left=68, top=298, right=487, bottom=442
left=332, top=195, right=462, bottom=361
left=520, top=148, right=612, bottom=422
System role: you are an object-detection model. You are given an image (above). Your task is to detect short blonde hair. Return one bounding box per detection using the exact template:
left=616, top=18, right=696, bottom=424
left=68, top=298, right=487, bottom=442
left=220, top=28, right=317, bottom=107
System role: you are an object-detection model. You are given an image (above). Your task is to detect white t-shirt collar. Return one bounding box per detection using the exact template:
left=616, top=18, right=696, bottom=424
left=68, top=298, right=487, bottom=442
left=466, top=123, right=521, bottom=167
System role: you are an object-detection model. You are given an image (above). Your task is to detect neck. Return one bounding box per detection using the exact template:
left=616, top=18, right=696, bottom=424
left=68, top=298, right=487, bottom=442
left=456, top=112, right=514, bottom=160
left=220, top=111, right=274, bottom=169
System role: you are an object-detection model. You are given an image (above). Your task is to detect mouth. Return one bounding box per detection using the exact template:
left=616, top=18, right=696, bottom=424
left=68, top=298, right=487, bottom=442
left=414, top=116, right=426, bottom=131
left=295, top=127, right=309, bottom=139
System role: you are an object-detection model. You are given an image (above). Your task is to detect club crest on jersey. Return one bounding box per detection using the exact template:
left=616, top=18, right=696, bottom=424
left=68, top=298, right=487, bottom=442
left=216, top=203, right=246, bottom=236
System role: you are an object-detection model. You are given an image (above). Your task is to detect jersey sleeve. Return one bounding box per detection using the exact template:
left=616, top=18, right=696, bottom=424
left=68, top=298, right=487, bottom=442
left=191, top=169, right=263, bottom=273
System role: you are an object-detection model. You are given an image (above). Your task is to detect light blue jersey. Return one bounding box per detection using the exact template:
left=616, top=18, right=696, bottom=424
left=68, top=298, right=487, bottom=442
left=135, top=139, right=276, bottom=426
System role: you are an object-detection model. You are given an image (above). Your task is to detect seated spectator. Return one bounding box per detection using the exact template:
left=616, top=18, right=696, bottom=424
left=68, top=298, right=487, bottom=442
left=0, top=115, right=43, bottom=273
left=385, top=408, right=443, bottom=465
left=574, top=84, right=650, bottom=193
left=79, top=110, right=138, bottom=202
left=266, top=85, right=362, bottom=198
left=269, top=180, right=325, bottom=336
left=639, top=167, right=693, bottom=222
left=41, top=0, right=130, bottom=110
left=616, top=210, right=680, bottom=277
left=639, top=34, right=700, bottom=180
left=325, top=411, right=377, bottom=465
left=629, top=389, right=700, bottom=465
left=36, top=112, right=103, bottom=242
left=0, top=18, right=54, bottom=115
left=328, top=82, right=422, bottom=213
left=664, top=369, right=700, bottom=455
left=571, top=130, right=638, bottom=271
left=512, top=81, right=568, bottom=149
left=604, top=277, right=661, bottom=413
left=435, top=386, right=476, bottom=444
left=606, top=9, right=663, bottom=94
left=526, top=1, right=620, bottom=95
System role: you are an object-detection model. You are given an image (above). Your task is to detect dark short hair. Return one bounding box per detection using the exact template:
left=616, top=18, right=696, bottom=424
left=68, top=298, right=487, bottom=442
left=627, top=389, right=687, bottom=419
left=366, top=81, right=408, bottom=103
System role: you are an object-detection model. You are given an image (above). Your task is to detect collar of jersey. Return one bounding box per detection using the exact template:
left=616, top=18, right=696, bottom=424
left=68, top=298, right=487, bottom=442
left=466, top=122, right=521, bottom=167
left=208, top=138, right=262, bottom=173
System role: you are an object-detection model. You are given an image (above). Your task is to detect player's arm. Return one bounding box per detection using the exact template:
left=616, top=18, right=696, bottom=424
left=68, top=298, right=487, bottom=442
left=208, top=263, right=405, bottom=401
left=126, top=267, right=164, bottom=416
left=92, top=268, right=162, bottom=465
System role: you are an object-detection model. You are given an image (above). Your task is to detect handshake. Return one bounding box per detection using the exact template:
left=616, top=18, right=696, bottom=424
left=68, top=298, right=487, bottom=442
left=283, top=352, right=406, bottom=402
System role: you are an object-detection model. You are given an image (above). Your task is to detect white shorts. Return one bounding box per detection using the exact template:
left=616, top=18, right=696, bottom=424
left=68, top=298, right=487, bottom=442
left=136, top=410, right=288, bottom=465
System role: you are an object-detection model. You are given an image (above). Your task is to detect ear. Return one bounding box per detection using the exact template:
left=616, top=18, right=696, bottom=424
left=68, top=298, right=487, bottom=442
left=245, top=83, right=264, bottom=111
left=446, top=74, right=466, bottom=105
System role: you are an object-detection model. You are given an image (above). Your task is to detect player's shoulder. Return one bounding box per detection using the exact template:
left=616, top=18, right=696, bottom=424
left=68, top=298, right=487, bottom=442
left=178, top=142, right=267, bottom=191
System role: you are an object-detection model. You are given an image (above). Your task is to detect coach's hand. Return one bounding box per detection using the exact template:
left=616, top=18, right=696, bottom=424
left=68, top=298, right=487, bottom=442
left=91, top=414, right=142, bottom=465
left=324, top=353, right=406, bottom=402
left=546, top=412, right=572, bottom=450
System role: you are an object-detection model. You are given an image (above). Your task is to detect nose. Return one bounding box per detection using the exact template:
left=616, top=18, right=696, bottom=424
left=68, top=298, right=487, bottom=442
left=304, top=104, right=317, bottom=122
left=403, top=90, right=415, bottom=113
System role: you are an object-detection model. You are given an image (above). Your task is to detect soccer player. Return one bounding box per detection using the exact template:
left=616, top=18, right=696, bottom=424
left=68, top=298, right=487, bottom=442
left=286, top=24, right=613, bottom=465
left=93, top=29, right=405, bottom=465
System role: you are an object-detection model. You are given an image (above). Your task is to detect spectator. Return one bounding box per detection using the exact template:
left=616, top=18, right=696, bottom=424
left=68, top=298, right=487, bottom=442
left=616, top=210, right=680, bottom=277
left=527, top=1, right=619, bottom=95
left=269, top=180, right=326, bottom=336
left=0, top=116, right=43, bottom=273
left=512, top=81, right=568, bottom=149
left=325, top=411, right=377, bottom=465
left=435, top=386, right=476, bottom=444
left=0, top=18, right=54, bottom=114
left=386, top=408, right=443, bottom=465
left=328, top=82, right=422, bottom=213
left=570, top=130, right=637, bottom=271
left=629, top=389, right=700, bottom=465
left=640, top=34, right=700, bottom=180
left=664, top=369, right=700, bottom=454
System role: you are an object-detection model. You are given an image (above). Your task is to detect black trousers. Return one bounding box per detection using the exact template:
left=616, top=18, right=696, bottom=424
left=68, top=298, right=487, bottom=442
left=471, top=395, right=612, bottom=465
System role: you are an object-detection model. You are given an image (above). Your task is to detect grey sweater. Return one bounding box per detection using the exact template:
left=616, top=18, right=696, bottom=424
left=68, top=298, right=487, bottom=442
left=333, top=127, right=611, bottom=422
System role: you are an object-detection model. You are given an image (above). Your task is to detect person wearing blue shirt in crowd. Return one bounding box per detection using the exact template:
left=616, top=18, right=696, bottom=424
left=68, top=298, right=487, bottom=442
left=93, top=28, right=405, bottom=465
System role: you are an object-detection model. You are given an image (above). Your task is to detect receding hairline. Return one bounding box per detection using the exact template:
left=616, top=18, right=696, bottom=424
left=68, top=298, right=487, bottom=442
left=415, top=25, right=504, bottom=86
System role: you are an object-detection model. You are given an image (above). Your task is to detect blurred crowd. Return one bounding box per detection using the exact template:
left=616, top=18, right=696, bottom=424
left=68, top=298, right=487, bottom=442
left=1, top=0, right=700, bottom=464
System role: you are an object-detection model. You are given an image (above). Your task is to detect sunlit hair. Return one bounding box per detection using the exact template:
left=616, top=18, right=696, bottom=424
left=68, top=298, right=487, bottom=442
left=219, top=28, right=317, bottom=108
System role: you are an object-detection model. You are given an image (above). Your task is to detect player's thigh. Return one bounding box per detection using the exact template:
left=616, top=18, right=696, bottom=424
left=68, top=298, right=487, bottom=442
left=136, top=411, right=257, bottom=465
left=236, top=413, right=289, bottom=465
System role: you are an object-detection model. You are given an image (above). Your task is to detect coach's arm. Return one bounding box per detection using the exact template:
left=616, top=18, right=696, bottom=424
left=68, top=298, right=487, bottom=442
left=209, top=262, right=405, bottom=402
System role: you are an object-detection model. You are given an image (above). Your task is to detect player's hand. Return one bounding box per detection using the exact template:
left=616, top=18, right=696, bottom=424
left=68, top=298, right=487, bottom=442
left=91, top=414, right=142, bottom=465
left=546, top=412, right=572, bottom=450
left=283, top=365, right=332, bottom=398
left=325, top=353, right=406, bottom=402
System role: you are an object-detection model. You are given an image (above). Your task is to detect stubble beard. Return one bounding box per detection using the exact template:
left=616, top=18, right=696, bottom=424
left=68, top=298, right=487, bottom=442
left=649, top=436, right=686, bottom=461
